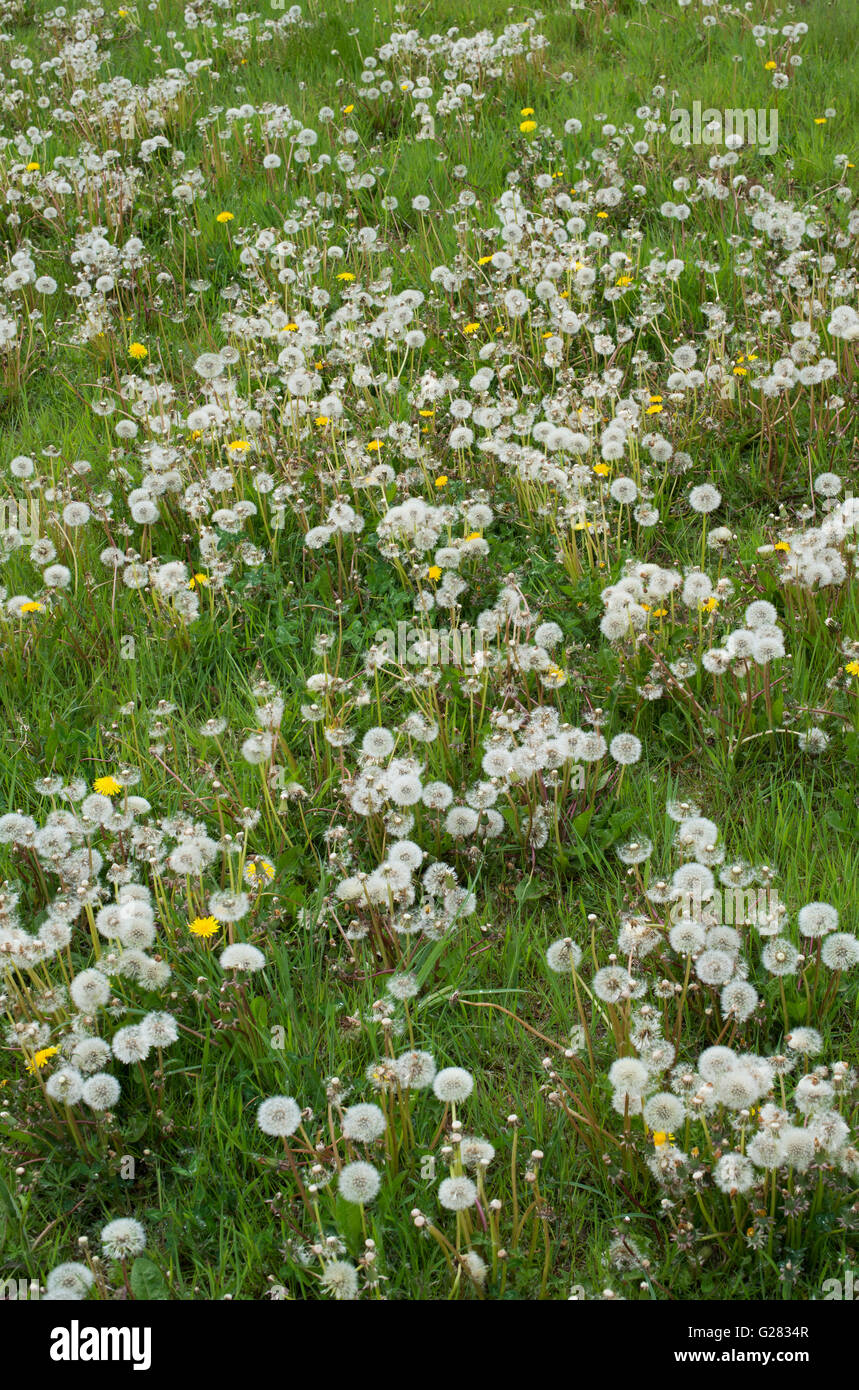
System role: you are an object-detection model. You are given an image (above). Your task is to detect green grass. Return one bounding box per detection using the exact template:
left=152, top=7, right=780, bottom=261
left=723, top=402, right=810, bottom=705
left=0, top=0, right=857, bottom=1303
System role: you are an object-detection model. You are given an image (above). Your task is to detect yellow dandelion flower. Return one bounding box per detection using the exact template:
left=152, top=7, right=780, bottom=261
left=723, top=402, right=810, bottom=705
left=764, top=60, right=776, bottom=70
left=519, top=120, right=537, bottom=133
left=520, top=107, right=534, bottom=116
left=428, top=565, right=442, bottom=581
left=615, top=275, right=633, bottom=287
left=367, top=439, right=383, bottom=452
left=93, top=776, right=121, bottom=795
left=593, top=463, right=610, bottom=476
left=189, top=915, right=220, bottom=938
left=477, top=255, right=494, bottom=265
left=645, top=403, right=663, bottom=414
left=845, top=661, right=859, bottom=677
left=26, top=161, right=40, bottom=172
left=227, top=439, right=250, bottom=452
left=773, top=541, right=791, bottom=552
left=342, top=104, right=355, bottom=114
left=188, top=573, right=209, bottom=589
left=128, top=342, right=148, bottom=360
left=596, top=211, right=608, bottom=218
left=434, top=475, right=448, bottom=488
left=315, top=415, right=330, bottom=426
left=20, top=601, right=44, bottom=613
left=701, top=596, right=719, bottom=613
left=336, top=271, right=355, bottom=281
left=463, top=322, right=480, bottom=334
left=814, top=117, right=827, bottom=125
left=419, top=409, right=436, bottom=417
left=216, top=211, right=234, bottom=223
left=26, top=1046, right=59, bottom=1073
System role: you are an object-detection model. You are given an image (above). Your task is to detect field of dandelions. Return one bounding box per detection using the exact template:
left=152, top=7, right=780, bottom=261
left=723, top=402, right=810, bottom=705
left=0, top=0, right=857, bottom=1306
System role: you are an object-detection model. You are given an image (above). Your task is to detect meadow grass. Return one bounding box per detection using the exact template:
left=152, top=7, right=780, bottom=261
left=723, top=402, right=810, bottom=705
left=0, top=0, right=857, bottom=1302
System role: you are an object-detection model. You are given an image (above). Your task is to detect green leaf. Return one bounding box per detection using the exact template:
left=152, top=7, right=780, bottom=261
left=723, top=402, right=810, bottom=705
left=514, top=877, right=548, bottom=906
left=825, top=811, right=855, bottom=836
left=786, top=998, right=808, bottom=1024
left=597, top=809, right=638, bottom=848
left=276, top=846, right=303, bottom=877
left=335, top=1196, right=364, bottom=1256
left=122, top=1114, right=148, bottom=1145
left=657, top=712, right=684, bottom=744
left=130, top=1257, right=170, bottom=1300
left=843, top=731, right=859, bottom=765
